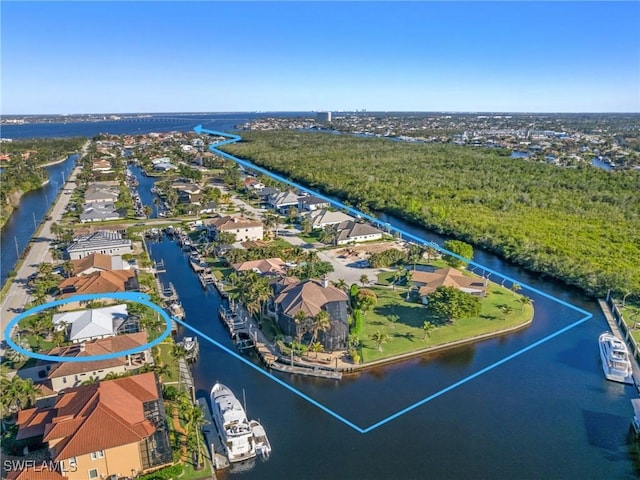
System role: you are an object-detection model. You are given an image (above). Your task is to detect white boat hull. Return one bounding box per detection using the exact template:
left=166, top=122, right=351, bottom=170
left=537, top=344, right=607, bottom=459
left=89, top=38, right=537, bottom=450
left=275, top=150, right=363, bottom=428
left=599, top=332, right=634, bottom=385
left=210, top=383, right=257, bottom=463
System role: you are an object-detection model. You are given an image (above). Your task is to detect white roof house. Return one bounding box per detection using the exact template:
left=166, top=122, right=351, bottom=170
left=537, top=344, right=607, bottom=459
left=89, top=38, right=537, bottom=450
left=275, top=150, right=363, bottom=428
left=307, top=209, right=356, bottom=229
left=53, top=304, right=129, bottom=343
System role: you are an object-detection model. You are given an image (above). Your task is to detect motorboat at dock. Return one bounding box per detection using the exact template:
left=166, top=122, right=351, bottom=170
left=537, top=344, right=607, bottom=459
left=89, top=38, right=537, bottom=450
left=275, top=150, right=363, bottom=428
left=599, top=331, right=634, bottom=385
left=210, top=383, right=257, bottom=463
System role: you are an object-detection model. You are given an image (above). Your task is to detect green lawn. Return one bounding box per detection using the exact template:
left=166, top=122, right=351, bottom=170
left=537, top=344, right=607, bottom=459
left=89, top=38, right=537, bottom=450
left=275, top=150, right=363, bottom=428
left=620, top=303, right=640, bottom=343
left=206, top=258, right=233, bottom=280
left=155, top=340, right=179, bottom=383
left=358, top=283, right=534, bottom=363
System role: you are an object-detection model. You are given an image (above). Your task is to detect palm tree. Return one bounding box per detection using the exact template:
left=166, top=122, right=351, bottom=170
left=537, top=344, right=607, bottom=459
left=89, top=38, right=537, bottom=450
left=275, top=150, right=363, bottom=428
left=510, top=283, right=522, bottom=294
left=332, top=278, right=348, bottom=292
left=370, top=330, right=389, bottom=352
left=61, top=260, right=75, bottom=278
left=184, top=403, right=208, bottom=470
left=294, top=310, right=307, bottom=344
left=386, top=314, right=399, bottom=329
left=498, top=304, right=514, bottom=320
left=359, top=274, right=369, bottom=287
left=309, top=341, right=324, bottom=358
left=311, top=310, right=331, bottom=345
left=422, top=321, right=436, bottom=340
left=518, top=295, right=533, bottom=311
left=143, top=205, right=152, bottom=218
left=51, top=328, right=66, bottom=347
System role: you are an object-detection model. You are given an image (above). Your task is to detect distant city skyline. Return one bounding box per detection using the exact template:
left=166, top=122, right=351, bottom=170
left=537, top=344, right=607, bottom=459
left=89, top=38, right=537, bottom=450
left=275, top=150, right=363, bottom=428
left=2, top=1, right=638, bottom=114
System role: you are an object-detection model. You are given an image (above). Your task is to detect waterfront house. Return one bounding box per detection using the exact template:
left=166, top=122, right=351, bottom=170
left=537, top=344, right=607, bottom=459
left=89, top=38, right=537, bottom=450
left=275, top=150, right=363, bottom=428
left=84, top=183, right=120, bottom=204
left=70, top=253, right=129, bottom=275
left=66, top=230, right=133, bottom=260
left=79, top=203, right=122, bottom=223
left=52, top=304, right=132, bottom=343
left=151, top=157, right=177, bottom=171
left=268, top=191, right=301, bottom=214
left=334, top=220, right=384, bottom=245
left=298, top=195, right=330, bottom=212
left=17, top=332, right=150, bottom=392
left=207, top=215, right=264, bottom=242
left=91, top=159, right=113, bottom=173
left=232, top=257, right=288, bottom=277
left=14, top=373, right=172, bottom=480
left=255, top=186, right=280, bottom=204
left=273, top=278, right=349, bottom=350
left=306, top=209, right=356, bottom=230
left=59, top=269, right=138, bottom=296
left=410, top=267, right=487, bottom=304
left=243, top=177, right=265, bottom=191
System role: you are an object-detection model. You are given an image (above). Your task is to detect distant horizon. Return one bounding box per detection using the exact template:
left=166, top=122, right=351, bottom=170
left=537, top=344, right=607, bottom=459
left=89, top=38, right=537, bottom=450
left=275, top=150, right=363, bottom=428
left=4, top=110, right=640, bottom=117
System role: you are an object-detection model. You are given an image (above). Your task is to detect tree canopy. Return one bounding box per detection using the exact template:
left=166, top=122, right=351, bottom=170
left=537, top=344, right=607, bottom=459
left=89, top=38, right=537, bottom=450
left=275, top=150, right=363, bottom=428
left=223, top=131, right=640, bottom=297
left=426, top=286, right=482, bottom=323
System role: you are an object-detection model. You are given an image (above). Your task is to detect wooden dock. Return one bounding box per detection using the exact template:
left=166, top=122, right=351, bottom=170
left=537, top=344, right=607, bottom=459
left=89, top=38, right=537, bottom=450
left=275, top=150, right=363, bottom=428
left=197, top=397, right=229, bottom=471
left=269, top=361, right=342, bottom=380
left=598, top=298, right=640, bottom=393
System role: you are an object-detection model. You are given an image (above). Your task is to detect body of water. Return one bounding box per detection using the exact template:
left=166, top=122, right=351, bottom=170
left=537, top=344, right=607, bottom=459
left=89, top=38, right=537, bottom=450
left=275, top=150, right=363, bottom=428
left=4, top=117, right=638, bottom=479
left=0, top=155, right=77, bottom=285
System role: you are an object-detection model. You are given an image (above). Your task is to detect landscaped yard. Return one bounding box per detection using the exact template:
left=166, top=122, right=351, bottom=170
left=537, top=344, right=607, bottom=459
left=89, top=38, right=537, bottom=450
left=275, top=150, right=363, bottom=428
left=155, top=340, right=180, bottom=383
left=357, top=283, right=534, bottom=363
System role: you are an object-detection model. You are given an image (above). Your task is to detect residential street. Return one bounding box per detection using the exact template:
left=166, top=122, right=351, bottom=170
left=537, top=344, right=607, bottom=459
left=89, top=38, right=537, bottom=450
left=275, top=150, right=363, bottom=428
left=0, top=143, right=88, bottom=347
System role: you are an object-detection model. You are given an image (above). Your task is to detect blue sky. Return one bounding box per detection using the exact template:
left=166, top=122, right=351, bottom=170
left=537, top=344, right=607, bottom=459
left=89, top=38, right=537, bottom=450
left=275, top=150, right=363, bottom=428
left=2, top=1, right=639, bottom=114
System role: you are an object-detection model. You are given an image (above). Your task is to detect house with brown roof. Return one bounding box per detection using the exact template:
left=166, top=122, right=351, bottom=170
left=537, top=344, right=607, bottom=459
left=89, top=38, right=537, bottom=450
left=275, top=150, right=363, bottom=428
left=273, top=278, right=349, bottom=350
left=58, top=269, right=138, bottom=298
left=18, top=333, right=150, bottom=393
left=232, top=257, right=287, bottom=277
left=410, top=267, right=487, bottom=304
left=15, top=373, right=172, bottom=480
left=207, top=215, right=264, bottom=242
left=70, top=253, right=128, bottom=276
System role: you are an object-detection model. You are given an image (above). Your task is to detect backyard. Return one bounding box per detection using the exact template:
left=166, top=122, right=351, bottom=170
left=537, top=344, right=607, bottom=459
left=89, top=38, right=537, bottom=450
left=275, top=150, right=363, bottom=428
left=357, top=283, right=533, bottom=363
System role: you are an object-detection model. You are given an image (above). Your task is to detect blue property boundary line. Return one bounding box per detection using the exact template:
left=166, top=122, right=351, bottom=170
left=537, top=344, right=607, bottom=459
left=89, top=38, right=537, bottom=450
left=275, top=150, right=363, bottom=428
left=3, top=292, right=172, bottom=362
left=195, top=125, right=592, bottom=432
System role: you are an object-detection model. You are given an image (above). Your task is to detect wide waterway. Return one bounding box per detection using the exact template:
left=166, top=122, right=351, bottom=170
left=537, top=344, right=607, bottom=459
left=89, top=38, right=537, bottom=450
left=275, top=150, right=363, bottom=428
left=4, top=116, right=638, bottom=479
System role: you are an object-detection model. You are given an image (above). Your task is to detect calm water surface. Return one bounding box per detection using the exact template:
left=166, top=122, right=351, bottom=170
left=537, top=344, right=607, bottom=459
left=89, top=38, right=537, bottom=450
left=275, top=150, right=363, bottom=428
left=4, top=117, right=638, bottom=479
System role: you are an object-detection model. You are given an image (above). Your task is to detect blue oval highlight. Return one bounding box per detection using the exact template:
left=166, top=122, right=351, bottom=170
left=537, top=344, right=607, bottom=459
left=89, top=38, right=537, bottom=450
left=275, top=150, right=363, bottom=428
left=4, top=292, right=173, bottom=363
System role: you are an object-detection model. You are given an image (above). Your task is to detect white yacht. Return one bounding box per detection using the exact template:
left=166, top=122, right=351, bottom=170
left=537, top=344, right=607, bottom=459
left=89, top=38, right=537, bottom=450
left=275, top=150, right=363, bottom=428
left=599, top=332, right=634, bottom=385
left=210, top=383, right=257, bottom=463
left=249, top=419, right=272, bottom=458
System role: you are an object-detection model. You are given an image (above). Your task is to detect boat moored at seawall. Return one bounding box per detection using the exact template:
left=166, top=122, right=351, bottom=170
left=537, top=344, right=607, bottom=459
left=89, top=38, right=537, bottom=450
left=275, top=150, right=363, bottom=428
left=599, top=332, right=634, bottom=385
left=210, top=383, right=257, bottom=463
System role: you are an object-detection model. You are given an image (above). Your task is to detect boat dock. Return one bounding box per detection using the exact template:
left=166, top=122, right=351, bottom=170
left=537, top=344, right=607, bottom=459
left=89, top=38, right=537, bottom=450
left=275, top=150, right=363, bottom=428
left=197, top=397, right=229, bottom=471
left=598, top=298, right=640, bottom=393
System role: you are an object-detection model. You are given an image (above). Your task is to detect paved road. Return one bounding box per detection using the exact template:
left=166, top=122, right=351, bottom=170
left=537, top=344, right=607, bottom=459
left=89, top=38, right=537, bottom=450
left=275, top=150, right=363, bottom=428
left=0, top=143, right=88, bottom=348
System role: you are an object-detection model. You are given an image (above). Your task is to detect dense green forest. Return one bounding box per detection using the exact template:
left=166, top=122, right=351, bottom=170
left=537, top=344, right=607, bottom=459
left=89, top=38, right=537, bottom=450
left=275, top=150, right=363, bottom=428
left=223, top=130, right=640, bottom=298
left=0, top=137, right=85, bottom=227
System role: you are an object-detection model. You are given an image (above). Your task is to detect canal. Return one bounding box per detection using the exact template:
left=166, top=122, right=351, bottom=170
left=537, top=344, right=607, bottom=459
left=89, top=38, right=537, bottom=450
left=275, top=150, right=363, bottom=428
left=0, top=154, right=78, bottom=286
left=4, top=115, right=635, bottom=478
left=134, top=167, right=638, bottom=479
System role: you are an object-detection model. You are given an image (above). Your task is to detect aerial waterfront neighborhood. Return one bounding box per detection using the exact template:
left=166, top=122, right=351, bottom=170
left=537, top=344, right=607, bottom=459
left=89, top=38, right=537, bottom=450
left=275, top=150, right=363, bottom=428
left=0, top=125, right=544, bottom=479
left=1, top=112, right=639, bottom=480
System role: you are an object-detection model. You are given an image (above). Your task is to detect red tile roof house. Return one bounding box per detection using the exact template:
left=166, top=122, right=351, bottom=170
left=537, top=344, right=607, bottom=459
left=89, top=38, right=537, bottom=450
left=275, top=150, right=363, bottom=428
left=14, top=373, right=172, bottom=480
left=17, top=333, right=151, bottom=393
